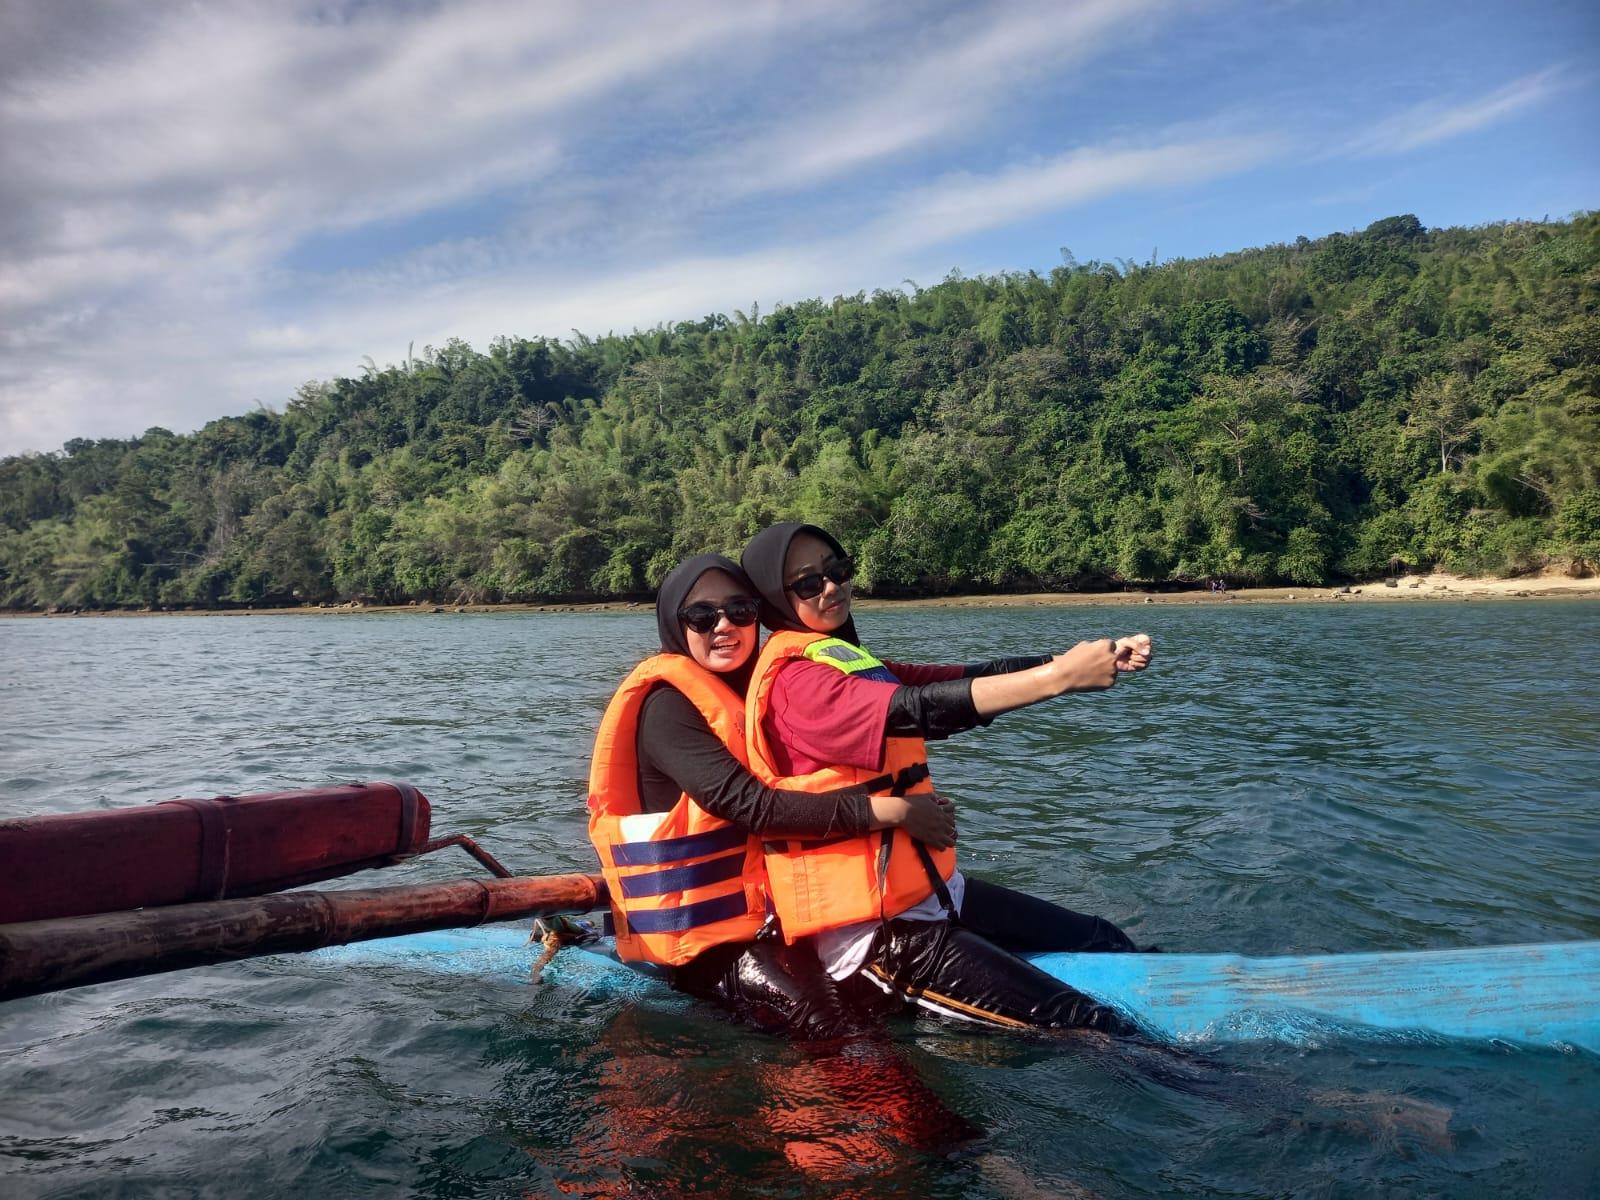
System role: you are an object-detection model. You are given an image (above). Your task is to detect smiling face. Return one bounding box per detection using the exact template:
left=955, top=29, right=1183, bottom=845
left=783, top=533, right=852, bottom=634
left=680, top=569, right=758, bottom=674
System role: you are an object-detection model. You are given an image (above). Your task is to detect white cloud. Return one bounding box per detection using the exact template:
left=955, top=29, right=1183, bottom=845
left=868, top=135, right=1282, bottom=253
left=0, top=1, right=835, bottom=311
left=4, top=1, right=1578, bottom=458
left=1, top=115, right=1285, bottom=457
left=0, top=0, right=859, bottom=453
left=3, top=0, right=1177, bottom=452
left=706, top=0, right=1179, bottom=196
left=1340, top=67, right=1566, bottom=158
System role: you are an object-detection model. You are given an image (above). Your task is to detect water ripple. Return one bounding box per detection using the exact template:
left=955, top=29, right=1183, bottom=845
left=1, top=602, right=1598, bottom=1197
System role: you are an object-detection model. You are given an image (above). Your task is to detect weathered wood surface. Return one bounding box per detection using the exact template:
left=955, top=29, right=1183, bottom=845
left=0, top=873, right=607, bottom=1001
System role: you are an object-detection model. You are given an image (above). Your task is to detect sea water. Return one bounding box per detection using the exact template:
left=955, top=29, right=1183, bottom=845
left=1, top=601, right=1597, bottom=1198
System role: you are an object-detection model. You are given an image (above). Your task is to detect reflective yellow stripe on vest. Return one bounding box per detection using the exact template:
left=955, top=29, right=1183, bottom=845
left=803, top=638, right=901, bottom=683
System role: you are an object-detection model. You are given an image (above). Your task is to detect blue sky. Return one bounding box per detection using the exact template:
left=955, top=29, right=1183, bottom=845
left=1, top=0, right=1595, bottom=455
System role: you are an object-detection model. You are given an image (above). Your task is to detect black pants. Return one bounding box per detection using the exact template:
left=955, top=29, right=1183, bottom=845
left=673, top=879, right=1138, bottom=1039
left=958, top=877, right=1139, bottom=954
left=851, top=878, right=1138, bottom=1034
left=670, top=925, right=880, bottom=1041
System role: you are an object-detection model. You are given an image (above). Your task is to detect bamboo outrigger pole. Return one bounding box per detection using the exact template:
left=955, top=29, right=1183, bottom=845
left=0, top=872, right=608, bottom=1002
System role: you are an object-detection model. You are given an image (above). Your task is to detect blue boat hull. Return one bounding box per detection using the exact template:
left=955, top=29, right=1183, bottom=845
left=308, top=927, right=1600, bottom=1052
left=1029, top=942, right=1600, bottom=1052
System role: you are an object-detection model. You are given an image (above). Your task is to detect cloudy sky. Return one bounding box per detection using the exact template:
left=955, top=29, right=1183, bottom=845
left=2, top=0, right=1595, bottom=455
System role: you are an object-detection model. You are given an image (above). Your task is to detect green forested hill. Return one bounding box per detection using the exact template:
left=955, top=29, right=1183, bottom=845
left=2, top=214, right=1597, bottom=610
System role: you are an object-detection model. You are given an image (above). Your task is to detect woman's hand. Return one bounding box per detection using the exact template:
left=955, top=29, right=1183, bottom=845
left=1115, top=633, right=1153, bottom=671
left=1049, top=639, right=1124, bottom=692
left=870, top=792, right=957, bottom=849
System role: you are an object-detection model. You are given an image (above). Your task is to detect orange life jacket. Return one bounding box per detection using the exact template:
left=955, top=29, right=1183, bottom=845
left=745, top=630, right=956, bottom=941
left=588, top=655, right=767, bottom=966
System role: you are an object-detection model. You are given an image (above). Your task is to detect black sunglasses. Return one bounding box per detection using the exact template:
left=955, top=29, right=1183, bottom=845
left=786, top=557, right=854, bottom=601
left=678, top=598, right=761, bottom=634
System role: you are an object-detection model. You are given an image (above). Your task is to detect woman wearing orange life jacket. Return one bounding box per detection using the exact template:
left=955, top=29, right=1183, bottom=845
left=741, top=522, right=1152, bottom=1033
left=586, top=552, right=956, bottom=1038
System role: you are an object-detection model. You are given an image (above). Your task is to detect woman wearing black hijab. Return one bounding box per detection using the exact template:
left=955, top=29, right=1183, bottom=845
left=588, top=552, right=954, bottom=1038
left=740, top=522, right=1150, bottom=1033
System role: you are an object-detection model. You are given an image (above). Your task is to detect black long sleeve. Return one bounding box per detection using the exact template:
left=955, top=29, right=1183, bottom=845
left=884, top=679, right=983, bottom=739
left=962, top=653, right=1053, bottom=678
left=634, top=685, right=873, bottom=838
left=882, top=654, right=1054, bottom=739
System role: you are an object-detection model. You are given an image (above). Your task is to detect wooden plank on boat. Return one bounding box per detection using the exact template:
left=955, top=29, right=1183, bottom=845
left=0, top=873, right=607, bottom=1002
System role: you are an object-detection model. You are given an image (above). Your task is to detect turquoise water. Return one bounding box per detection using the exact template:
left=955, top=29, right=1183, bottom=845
left=2, top=602, right=1597, bottom=1197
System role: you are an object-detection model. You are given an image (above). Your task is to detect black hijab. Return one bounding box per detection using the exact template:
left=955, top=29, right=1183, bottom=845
left=740, top=522, right=862, bottom=647
left=654, top=553, right=760, bottom=695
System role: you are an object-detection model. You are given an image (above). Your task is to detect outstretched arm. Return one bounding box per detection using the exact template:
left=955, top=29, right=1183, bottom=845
left=968, top=634, right=1153, bottom=719
left=879, top=635, right=1154, bottom=731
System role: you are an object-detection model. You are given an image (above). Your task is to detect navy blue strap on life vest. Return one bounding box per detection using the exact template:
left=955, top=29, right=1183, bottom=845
left=861, top=762, right=953, bottom=916
left=616, top=850, right=746, bottom=899
left=622, top=890, right=750, bottom=934
left=858, top=761, right=931, bottom=796
left=915, top=841, right=956, bottom=916
left=610, top=824, right=747, bottom=867
left=852, top=664, right=900, bottom=683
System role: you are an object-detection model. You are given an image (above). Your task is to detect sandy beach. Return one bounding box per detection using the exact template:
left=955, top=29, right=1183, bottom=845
left=9, top=568, right=1598, bottom=619
left=887, top=568, right=1600, bottom=609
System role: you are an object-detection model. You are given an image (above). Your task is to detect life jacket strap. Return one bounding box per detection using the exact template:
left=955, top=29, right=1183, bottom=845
left=610, top=824, right=747, bottom=866
left=623, top=890, right=751, bottom=934
left=864, top=762, right=954, bottom=917
left=915, top=840, right=956, bottom=917
left=615, top=850, right=746, bottom=899
left=762, top=762, right=934, bottom=854
left=858, top=761, right=930, bottom=796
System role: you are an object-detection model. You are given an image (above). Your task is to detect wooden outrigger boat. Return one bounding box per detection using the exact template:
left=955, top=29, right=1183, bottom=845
left=3, top=785, right=1596, bottom=1053
left=0, top=782, right=606, bottom=1001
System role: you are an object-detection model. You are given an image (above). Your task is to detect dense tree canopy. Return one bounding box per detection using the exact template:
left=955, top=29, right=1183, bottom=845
left=3, top=214, right=1597, bottom=611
